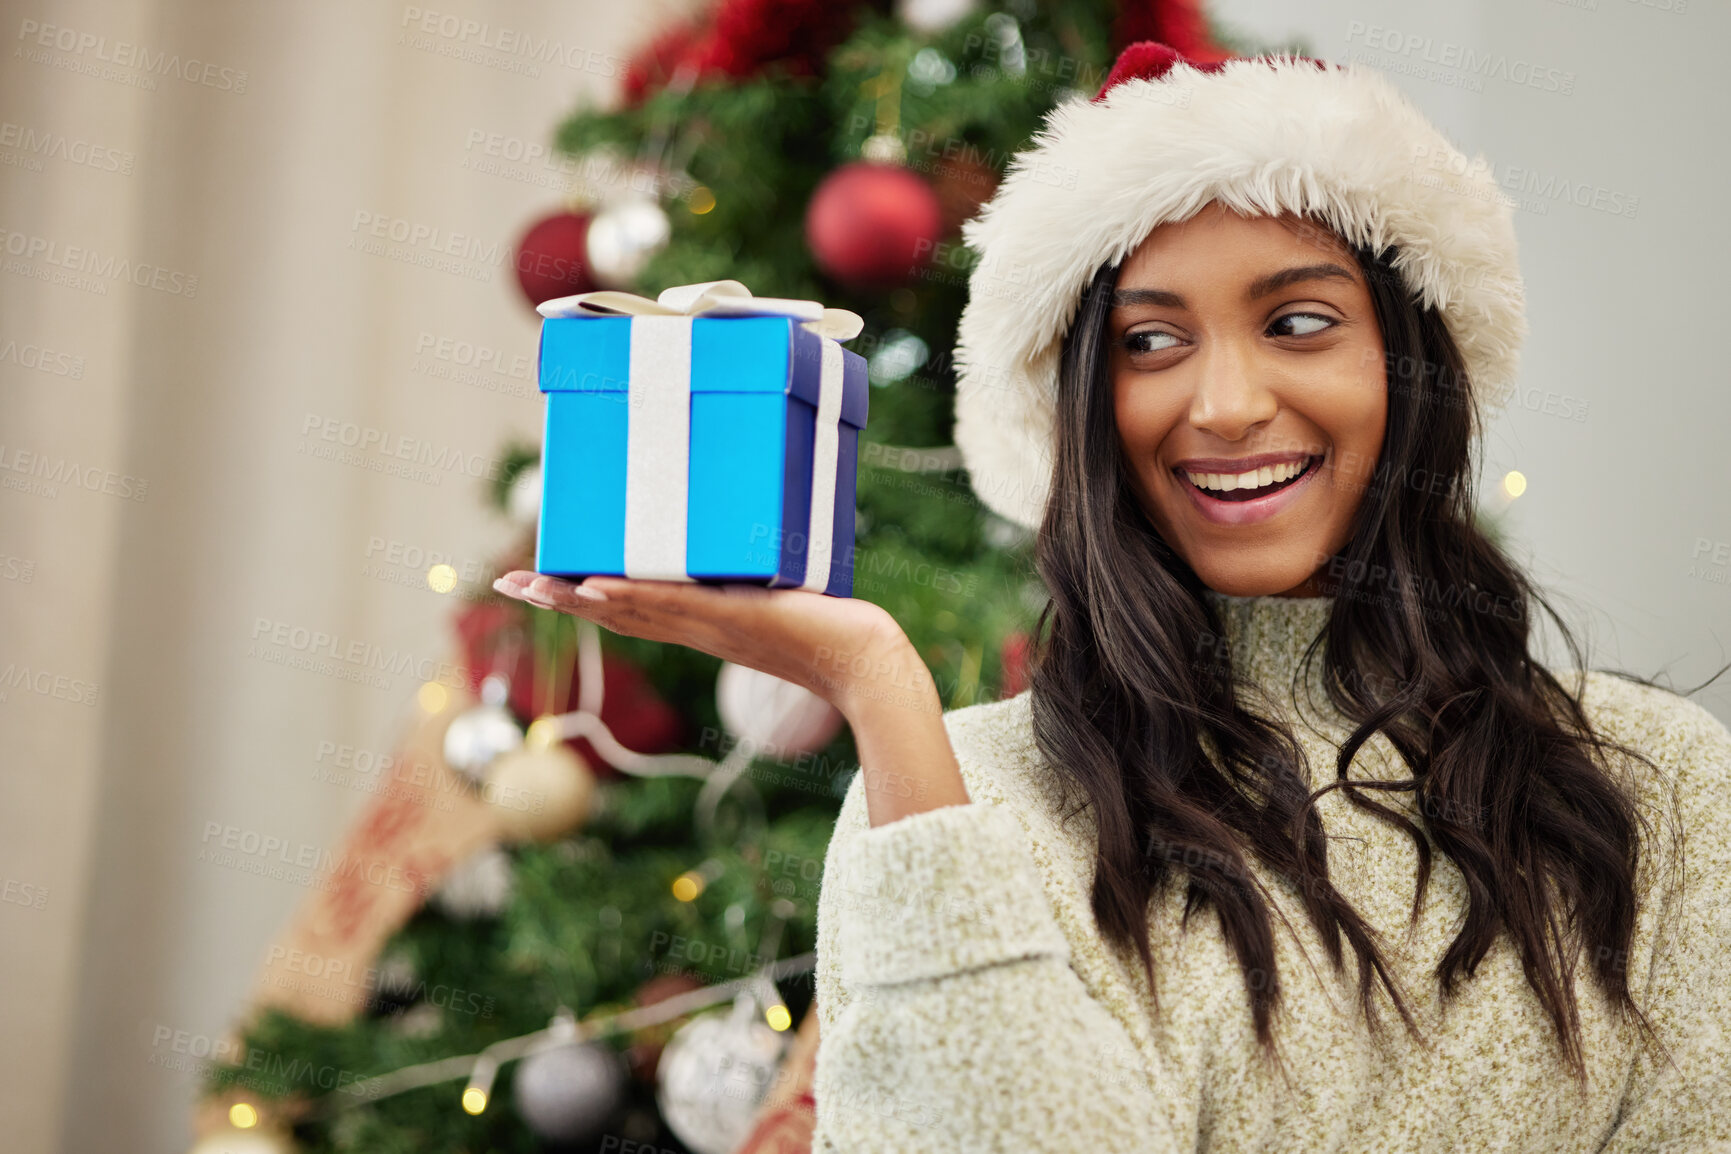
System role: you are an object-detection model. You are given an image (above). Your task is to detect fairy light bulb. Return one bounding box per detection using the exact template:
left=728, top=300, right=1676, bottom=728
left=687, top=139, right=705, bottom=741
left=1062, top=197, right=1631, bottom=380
left=417, top=681, right=449, bottom=714
left=462, top=1086, right=488, bottom=1115
left=1502, top=470, right=1527, bottom=498
left=427, top=563, right=457, bottom=594
left=672, top=858, right=725, bottom=902
left=228, top=1102, right=259, bottom=1129
left=525, top=715, right=563, bottom=750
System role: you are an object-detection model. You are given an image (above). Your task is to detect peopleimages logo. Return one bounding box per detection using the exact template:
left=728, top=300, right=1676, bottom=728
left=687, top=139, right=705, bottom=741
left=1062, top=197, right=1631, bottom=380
left=0, top=121, right=134, bottom=174
left=1345, top=21, right=1576, bottom=95
left=398, top=7, right=629, bottom=77
left=0, top=227, right=199, bottom=297
left=15, top=19, right=248, bottom=92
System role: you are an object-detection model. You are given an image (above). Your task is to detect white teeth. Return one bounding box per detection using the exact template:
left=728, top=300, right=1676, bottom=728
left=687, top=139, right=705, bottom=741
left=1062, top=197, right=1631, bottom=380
left=1184, top=458, right=1309, bottom=493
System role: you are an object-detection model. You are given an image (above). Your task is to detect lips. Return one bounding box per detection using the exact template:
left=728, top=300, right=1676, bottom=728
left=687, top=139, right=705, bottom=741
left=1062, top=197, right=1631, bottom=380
left=1172, top=453, right=1326, bottom=526
left=1182, top=455, right=1319, bottom=502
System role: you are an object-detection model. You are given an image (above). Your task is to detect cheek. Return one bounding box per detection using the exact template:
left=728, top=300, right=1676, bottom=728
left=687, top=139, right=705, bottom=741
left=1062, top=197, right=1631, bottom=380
left=1307, top=345, right=1389, bottom=484
left=1113, top=377, right=1183, bottom=464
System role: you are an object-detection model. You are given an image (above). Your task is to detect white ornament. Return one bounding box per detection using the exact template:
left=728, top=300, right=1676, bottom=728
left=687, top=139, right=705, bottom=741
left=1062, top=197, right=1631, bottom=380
left=507, top=463, right=542, bottom=527
left=515, top=1035, right=627, bottom=1143
left=982, top=510, right=1032, bottom=550
left=715, top=662, right=842, bottom=760
left=387, top=1000, right=444, bottom=1039
left=656, top=993, right=790, bottom=1154
left=432, top=844, right=514, bottom=920
left=442, top=674, right=523, bottom=783
left=585, top=194, right=671, bottom=288
left=897, top=0, right=979, bottom=36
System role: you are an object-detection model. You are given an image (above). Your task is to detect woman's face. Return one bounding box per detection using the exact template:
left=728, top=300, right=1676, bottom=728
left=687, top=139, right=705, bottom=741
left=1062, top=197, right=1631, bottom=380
left=1109, top=205, right=1387, bottom=598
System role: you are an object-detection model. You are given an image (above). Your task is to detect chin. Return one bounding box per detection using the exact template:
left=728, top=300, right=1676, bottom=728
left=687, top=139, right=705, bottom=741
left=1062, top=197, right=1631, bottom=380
left=1190, top=556, right=1318, bottom=598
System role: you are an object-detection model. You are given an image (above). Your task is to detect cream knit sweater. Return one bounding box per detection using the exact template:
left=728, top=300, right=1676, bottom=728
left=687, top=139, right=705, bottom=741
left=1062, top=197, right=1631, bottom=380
left=811, top=591, right=1731, bottom=1152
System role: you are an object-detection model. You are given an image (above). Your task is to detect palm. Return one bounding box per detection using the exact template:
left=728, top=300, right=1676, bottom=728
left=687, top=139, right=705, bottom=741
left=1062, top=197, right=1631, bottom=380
left=493, top=571, right=911, bottom=708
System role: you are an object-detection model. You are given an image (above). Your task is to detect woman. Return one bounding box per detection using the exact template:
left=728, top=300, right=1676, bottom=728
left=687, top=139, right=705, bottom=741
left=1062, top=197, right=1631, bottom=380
left=495, top=44, right=1731, bottom=1152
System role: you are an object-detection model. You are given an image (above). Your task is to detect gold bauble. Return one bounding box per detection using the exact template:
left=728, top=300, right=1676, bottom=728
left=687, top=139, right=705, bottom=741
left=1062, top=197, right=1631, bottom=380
left=481, top=742, right=595, bottom=842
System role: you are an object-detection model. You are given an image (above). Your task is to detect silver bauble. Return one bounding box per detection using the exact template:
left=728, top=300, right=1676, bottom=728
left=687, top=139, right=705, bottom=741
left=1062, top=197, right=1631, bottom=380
left=584, top=195, right=671, bottom=288
left=514, top=1039, right=627, bottom=1143
left=442, top=674, right=522, bottom=783
left=655, top=993, right=789, bottom=1154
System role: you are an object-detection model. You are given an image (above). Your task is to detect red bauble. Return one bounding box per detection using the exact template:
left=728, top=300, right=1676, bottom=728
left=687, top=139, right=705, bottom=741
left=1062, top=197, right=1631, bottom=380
left=513, top=211, right=597, bottom=307
left=804, top=163, right=944, bottom=289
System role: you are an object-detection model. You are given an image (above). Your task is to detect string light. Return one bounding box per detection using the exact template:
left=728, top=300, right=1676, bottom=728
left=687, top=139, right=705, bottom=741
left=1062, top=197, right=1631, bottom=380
left=228, top=1102, right=259, bottom=1129
left=307, top=954, right=816, bottom=1118
left=1502, top=470, right=1527, bottom=498
left=417, top=681, right=449, bottom=714
left=687, top=186, right=716, bottom=214
left=754, top=898, right=796, bottom=1032
left=427, top=563, right=457, bottom=594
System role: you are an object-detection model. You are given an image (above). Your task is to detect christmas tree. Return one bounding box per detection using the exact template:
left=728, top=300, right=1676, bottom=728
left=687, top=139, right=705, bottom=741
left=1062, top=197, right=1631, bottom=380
left=195, top=2, right=1259, bottom=1151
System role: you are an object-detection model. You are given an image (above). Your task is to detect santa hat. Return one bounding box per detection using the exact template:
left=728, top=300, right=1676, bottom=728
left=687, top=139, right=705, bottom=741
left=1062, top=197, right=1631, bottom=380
left=952, top=42, right=1526, bottom=533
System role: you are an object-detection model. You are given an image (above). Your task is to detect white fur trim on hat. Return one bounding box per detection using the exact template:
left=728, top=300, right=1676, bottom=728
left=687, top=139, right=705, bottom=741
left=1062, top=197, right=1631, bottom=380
left=952, top=55, right=1526, bottom=532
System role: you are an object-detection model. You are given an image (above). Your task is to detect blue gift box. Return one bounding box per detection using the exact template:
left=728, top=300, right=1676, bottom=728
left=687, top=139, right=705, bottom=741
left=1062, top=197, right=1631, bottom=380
left=534, top=314, right=868, bottom=596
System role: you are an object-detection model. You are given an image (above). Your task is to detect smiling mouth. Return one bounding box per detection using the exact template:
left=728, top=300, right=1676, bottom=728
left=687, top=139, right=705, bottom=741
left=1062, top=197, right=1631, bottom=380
left=1177, top=455, right=1322, bottom=502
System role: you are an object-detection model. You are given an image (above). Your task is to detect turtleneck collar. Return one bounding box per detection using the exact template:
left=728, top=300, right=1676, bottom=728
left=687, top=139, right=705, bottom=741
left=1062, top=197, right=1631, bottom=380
left=1199, top=589, right=1338, bottom=726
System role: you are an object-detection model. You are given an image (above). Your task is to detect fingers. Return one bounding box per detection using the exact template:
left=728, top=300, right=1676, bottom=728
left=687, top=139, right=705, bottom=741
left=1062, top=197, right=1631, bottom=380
left=507, top=573, right=605, bottom=606
left=490, top=572, right=731, bottom=646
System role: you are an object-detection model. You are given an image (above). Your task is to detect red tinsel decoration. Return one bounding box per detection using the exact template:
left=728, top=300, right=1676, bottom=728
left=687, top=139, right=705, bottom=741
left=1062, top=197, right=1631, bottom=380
left=620, top=20, right=708, bottom=105
left=622, top=0, right=1233, bottom=105
left=621, top=0, right=887, bottom=106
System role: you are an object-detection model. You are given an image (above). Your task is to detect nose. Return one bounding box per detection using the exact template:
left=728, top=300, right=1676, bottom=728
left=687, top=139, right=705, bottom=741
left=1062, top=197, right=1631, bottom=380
left=1187, top=337, right=1278, bottom=441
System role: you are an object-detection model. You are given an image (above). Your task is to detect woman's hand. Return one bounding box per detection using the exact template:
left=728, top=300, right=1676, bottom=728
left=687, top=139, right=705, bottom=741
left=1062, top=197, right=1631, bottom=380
left=490, top=571, right=972, bottom=826
left=491, top=572, right=932, bottom=721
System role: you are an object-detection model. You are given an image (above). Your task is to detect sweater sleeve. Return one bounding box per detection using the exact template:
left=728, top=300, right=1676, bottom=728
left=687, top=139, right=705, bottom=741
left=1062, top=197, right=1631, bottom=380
left=810, top=770, right=1181, bottom=1152
left=1598, top=697, right=1731, bottom=1152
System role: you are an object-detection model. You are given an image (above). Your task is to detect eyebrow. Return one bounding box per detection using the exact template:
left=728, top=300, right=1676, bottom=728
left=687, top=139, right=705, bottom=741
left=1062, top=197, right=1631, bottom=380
left=1111, top=263, right=1358, bottom=310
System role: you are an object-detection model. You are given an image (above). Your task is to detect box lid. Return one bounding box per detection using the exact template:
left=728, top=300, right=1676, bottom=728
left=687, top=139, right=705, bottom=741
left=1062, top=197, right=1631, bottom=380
left=538, top=315, right=867, bottom=428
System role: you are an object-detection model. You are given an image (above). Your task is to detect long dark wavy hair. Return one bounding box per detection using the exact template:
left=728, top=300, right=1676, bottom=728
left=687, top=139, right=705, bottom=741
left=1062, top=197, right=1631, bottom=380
left=1027, top=226, right=1676, bottom=1088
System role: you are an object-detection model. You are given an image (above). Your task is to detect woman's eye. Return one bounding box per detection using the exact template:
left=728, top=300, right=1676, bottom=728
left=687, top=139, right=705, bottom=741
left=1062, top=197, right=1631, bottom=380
left=1125, top=330, right=1182, bottom=354
left=1270, top=312, right=1334, bottom=337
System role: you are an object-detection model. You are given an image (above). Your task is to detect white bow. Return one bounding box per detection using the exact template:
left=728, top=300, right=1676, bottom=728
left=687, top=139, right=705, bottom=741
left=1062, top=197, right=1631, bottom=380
left=536, top=278, right=864, bottom=341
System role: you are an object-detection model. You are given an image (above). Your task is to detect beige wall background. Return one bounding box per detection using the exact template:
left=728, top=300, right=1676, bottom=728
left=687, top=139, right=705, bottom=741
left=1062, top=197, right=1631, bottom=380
left=0, top=2, right=696, bottom=1151
left=1, top=1, right=1726, bottom=1153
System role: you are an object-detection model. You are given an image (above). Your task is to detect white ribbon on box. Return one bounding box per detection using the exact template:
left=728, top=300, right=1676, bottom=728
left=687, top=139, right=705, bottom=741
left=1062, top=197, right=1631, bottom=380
left=538, top=281, right=863, bottom=591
